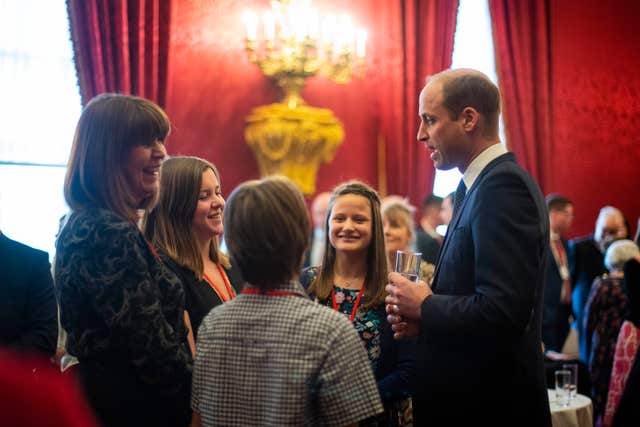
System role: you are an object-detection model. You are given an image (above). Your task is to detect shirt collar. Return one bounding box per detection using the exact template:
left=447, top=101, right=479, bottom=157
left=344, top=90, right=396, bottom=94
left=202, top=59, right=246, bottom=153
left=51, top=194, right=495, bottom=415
left=462, top=143, right=508, bottom=191
left=243, top=280, right=308, bottom=297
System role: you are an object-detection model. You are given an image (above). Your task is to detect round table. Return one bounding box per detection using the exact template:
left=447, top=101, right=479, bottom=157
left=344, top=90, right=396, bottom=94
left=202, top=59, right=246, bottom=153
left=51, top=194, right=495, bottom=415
left=547, top=389, right=593, bottom=427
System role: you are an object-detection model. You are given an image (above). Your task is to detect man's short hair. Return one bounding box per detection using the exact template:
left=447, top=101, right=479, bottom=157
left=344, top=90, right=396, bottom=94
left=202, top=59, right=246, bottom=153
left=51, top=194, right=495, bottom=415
left=224, top=176, right=310, bottom=289
left=428, top=69, right=501, bottom=135
left=545, top=194, right=573, bottom=212
left=422, top=194, right=443, bottom=210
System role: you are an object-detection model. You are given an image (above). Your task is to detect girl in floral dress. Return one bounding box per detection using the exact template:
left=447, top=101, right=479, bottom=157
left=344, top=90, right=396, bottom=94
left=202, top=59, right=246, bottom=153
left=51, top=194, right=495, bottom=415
left=301, top=181, right=415, bottom=427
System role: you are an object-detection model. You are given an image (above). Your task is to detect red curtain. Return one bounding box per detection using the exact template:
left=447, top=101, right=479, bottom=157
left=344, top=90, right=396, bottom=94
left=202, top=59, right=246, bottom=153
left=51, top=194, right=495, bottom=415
left=377, top=0, right=459, bottom=204
left=489, top=0, right=553, bottom=191
left=67, top=0, right=173, bottom=107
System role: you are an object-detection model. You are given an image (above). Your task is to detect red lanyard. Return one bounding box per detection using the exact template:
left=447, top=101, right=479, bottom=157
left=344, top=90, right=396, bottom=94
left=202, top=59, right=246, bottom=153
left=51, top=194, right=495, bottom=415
left=241, top=288, right=302, bottom=297
left=331, top=283, right=365, bottom=323
left=203, top=264, right=235, bottom=302
left=129, top=219, right=162, bottom=263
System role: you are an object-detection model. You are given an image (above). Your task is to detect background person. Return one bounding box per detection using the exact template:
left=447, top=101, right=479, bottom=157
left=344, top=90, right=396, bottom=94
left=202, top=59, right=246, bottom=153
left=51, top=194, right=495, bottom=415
left=414, top=194, right=442, bottom=264
left=55, top=94, right=192, bottom=427
left=305, top=191, right=331, bottom=268
left=0, top=231, right=57, bottom=360
left=381, top=199, right=435, bottom=285
left=191, top=176, right=382, bottom=427
left=542, top=194, right=575, bottom=353
left=570, top=205, right=629, bottom=362
left=584, top=239, right=639, bottom=425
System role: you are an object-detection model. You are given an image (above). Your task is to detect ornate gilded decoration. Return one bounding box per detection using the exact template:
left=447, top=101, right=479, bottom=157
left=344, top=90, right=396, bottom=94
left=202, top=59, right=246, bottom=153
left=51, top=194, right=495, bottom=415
left=242, top=0, right=366, bottom=194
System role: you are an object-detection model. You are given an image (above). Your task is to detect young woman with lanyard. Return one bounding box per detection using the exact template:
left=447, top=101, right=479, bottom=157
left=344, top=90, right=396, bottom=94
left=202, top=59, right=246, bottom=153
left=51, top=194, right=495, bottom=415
left=302, top=181, right=416, bottom=427
left=145, top=157, right=242, bottom=348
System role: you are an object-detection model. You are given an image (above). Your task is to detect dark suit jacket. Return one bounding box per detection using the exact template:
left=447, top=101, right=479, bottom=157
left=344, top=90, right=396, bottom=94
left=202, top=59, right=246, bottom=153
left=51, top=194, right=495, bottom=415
left=568, top=234, right=606, bottom=361
left=0, top=233, right=57, bottom=356
left=415, top=227, right=440, bottom=264
left=542, top=238, right=572, bottom=351
left=415, top=153, right=551, bottom=426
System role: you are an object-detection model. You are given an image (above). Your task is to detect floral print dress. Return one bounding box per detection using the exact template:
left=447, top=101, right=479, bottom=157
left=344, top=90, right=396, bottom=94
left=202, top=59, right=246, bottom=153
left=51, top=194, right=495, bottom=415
left=301, top=267, right=413, bottom=427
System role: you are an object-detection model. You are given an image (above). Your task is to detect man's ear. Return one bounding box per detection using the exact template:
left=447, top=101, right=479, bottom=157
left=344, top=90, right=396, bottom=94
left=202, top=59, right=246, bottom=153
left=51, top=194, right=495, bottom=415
left=461, top=107, right=479, bottom=131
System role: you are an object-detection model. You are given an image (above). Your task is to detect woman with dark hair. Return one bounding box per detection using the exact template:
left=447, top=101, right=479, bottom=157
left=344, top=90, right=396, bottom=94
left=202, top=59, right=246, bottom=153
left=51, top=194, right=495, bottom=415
left=55, top=94, right=192, bottom=427
left=302, top=180, right=415, bottom=426
left=190, top=176, right=382, bottom=426
left=145, top=156, right=242, bottom=342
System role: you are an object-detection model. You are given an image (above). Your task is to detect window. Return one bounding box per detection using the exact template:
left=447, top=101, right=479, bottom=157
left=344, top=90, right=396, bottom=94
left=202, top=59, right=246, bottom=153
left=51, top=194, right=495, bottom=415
left=432, top=0, right=504, bottom=236
left=0, top=0, right=81, bottom=258
left=431, top=0, right=505, bottom=199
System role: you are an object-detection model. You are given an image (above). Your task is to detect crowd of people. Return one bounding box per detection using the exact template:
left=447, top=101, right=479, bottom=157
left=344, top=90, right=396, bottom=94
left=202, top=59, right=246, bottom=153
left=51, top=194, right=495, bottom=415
left=1, top=68, right=639, bottom=427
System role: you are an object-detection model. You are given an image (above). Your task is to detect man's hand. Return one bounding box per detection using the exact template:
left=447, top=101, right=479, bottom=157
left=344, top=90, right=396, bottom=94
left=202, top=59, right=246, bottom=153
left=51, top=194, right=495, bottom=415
left=385, top=272, right=432, bottom=320
left=385, top=272, right=432, bottom=340
left=386, top=317, right=421, bottom=339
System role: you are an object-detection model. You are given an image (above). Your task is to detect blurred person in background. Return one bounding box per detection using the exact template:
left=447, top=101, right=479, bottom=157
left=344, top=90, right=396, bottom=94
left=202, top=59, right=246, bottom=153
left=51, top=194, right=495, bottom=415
left=414, top=194, right=442, bottom=264
left=584, top=239, right=639, bottom=425
left=382, top=199, right=435, bottom=285
left=0, top=231, right=57, bottom=361
left=570, top=206, right=629, bottom=362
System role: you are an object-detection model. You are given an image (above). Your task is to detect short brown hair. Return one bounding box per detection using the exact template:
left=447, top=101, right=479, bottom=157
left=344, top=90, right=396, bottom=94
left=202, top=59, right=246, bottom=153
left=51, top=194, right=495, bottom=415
left=64, top=93, right=170, bottom=219
left=545, top=194, right=573, bottom=212
left=428, top=69, right=501, bottom=136
left=145, top=156, right=229, bottom=278
left=307, top=180, right=388, bottom=309
left=224, top=176, right=310, bottom=289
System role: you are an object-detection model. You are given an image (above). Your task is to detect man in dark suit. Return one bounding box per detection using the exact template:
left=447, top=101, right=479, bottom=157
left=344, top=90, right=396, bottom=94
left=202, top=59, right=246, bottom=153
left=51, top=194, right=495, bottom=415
left=542, top=194, right=574, bottom=352
left=0, top=232, right=58, bottom=357
left=569, top=205, right=627, bottom=362
left=385, top=69, right=551, bottom=426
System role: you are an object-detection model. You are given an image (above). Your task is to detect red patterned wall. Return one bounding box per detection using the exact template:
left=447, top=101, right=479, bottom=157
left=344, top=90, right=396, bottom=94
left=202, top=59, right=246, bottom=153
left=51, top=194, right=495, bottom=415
left=549, top=0, right=640, bottom=237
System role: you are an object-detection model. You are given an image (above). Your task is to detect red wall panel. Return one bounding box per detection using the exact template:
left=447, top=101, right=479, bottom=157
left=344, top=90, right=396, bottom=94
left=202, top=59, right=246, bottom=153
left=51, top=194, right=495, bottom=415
left=549, top=0, right=640, bottom=238
left=166, top=0, right=382, bottom=202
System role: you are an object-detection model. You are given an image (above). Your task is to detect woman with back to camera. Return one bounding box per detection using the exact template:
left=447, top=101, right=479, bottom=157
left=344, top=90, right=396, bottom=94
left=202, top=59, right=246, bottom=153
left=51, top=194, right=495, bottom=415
left=145, top=156, right=242, bottom=343
left=55, top=94, right=192, bottom=427
left=302, top=181, right=415, bottom=426
left=381, top=199, right=435, bottom=286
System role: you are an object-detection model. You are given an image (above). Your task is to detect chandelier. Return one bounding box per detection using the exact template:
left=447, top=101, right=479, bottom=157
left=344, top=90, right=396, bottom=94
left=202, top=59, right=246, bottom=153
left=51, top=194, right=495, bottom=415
left=242, top=0, right=367, bottom=194
left=242, top=0, right=366, bottom=108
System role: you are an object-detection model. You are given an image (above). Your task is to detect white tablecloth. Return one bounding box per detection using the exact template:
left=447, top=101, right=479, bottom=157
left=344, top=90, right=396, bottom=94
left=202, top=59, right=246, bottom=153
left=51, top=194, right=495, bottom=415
left=547, top=389, right=593, bottom=427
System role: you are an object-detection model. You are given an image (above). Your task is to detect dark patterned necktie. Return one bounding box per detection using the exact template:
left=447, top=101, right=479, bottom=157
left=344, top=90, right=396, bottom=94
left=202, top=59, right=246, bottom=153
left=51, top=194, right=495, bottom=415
left=453, top=180, right=467, bottom=217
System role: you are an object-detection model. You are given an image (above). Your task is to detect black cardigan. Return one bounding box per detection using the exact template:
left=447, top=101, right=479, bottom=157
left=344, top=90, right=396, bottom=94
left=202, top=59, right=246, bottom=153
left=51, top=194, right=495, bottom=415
left=161, top=253, right=243, bottom=338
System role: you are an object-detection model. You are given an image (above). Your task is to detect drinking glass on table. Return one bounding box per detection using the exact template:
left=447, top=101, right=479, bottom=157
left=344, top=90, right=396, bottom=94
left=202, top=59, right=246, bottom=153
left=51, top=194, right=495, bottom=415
left=555, top=369, right=571, bottom=407
left=562, top=363, right=578, bottom=400
left=395, top=250, right=422, bottom=282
